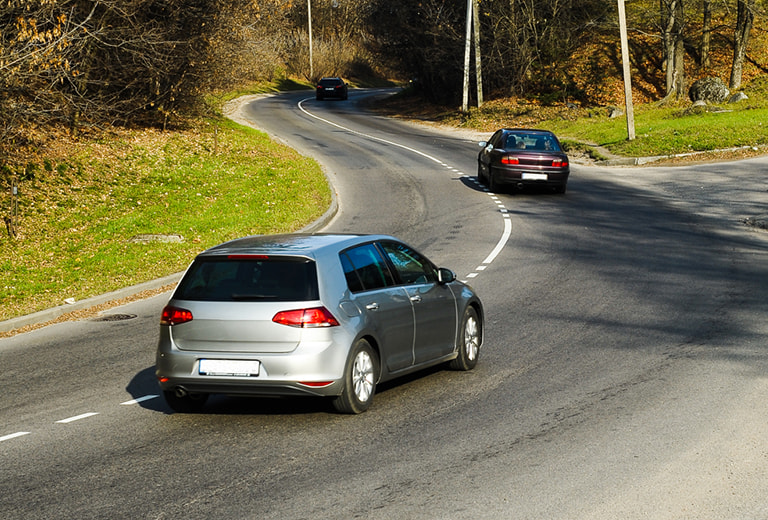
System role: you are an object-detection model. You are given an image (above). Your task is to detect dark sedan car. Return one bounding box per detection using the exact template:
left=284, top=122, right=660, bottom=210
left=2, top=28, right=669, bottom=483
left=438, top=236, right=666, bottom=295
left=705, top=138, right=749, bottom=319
left=316, top=77, right=348, bottom=100
left=477, top=128, right=570, bottom=193
left=156, top=233, right=483, bottom=414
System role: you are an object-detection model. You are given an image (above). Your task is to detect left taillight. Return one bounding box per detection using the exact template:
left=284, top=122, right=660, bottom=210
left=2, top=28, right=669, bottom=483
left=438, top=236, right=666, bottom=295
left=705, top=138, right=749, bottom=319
left=501, top=155, right=519, bottom=165
left=160, top=306, right=193, bottom=326
left=272, top=307, right=340, bottom=328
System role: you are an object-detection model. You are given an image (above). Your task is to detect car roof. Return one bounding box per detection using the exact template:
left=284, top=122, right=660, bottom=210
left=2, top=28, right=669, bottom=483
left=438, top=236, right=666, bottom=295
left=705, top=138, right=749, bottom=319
left=199, top=233, right=396, bottom=258
left=502, top=128, right=556, bottom=135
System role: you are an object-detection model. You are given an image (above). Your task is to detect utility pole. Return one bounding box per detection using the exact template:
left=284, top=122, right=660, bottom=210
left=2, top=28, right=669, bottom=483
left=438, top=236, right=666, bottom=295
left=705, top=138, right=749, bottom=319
left=618, top=0, right=636, bottom=140
left=473, top=0, right=483, bottom=107
left=308, top=0, right=314, bottom=80
left=462, top=0, right=482, bottom=111
left=461, top=0, right=472, bottom=112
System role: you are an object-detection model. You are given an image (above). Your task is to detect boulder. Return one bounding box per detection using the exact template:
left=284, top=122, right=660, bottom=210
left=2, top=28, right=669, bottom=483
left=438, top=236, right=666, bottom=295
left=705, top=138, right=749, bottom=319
left=728, top=92, right=748, bottom=103
left=689, top=77, right=730, bottom=103
left=607, top=106, right=624, bottom=118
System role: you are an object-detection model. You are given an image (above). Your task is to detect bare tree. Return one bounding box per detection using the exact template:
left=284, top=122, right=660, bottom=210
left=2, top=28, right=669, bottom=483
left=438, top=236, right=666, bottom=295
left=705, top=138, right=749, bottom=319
left=661, top=0, right=686, bottom=100
left=701, top=0, right=712, bottom=69
left=729, top=0, right=756, bottom=89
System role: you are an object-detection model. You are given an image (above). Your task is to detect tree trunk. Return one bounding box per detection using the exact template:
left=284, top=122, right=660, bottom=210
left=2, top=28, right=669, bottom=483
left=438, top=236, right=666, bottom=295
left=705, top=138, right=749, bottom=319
left=662, top=0, right=685, bottom=99
left=701, top=0, right=711, bottom=69
left=729, top=0, right=755, bottom=90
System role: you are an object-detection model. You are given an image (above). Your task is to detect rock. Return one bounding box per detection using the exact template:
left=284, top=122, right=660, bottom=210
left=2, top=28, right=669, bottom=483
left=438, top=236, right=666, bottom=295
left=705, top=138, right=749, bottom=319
left=607, top=106, right=623, bottom=118
left=128, top=234, right=184, bottom=244
left=728, top=92, right=748, bottom=103
left=689, top=77, right=730, bottom=103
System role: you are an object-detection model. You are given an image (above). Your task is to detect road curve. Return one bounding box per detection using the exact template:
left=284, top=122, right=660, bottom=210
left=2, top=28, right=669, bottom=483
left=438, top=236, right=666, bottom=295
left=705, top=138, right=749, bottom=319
left=2, top=88, right=768, bottom=519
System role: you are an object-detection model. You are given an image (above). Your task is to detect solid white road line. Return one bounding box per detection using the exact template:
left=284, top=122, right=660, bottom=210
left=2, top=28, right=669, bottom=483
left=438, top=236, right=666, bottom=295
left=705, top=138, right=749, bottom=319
left=298, top=98, right=514, bottom=279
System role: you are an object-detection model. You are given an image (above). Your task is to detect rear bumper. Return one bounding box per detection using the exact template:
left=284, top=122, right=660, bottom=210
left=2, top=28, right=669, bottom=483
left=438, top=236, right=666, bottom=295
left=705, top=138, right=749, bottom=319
left=495, top=167, right=569, bottom=187
left=155, top=327, right=351, bottom=398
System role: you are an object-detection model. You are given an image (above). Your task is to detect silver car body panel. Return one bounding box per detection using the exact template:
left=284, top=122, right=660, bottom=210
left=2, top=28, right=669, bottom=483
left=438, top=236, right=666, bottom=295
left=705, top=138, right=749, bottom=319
left=156, top=233, right=483, bottom=399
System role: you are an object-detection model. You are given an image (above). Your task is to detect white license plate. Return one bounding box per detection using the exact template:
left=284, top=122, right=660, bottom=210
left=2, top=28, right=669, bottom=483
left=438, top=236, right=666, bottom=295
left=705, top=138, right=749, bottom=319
left=199, top=359, right=260, bottom=376
left=522, top=173, right=548, bottom=181
left=325, top=88, right=335, bottom=91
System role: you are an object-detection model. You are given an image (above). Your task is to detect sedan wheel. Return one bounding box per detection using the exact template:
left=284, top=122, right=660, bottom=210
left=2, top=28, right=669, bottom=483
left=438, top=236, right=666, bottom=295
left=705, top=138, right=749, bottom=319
left=477, top=161, right=487, bottom=184
left=449, top=306, right=481, bottom=371
left=488, top=169, right=502, bottom=193
left=333, top=339, right=378, bottom=414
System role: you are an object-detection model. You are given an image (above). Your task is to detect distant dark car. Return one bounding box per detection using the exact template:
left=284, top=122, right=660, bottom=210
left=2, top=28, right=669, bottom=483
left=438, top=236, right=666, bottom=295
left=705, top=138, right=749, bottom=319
left=477, top=128, right=570, bottom=193
left=316, top=77, right=348, bottom=100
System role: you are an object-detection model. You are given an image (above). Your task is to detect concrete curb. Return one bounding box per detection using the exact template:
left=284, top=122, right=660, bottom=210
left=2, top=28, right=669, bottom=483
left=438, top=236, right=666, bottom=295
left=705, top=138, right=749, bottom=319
left=0, top=273, right=183, bottom=333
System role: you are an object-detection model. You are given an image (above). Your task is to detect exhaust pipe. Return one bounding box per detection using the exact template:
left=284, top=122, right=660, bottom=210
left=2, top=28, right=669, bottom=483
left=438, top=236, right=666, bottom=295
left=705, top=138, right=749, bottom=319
left=517, top=183, right=524, bottom=190
left=174, top=387, right=188, bottom=398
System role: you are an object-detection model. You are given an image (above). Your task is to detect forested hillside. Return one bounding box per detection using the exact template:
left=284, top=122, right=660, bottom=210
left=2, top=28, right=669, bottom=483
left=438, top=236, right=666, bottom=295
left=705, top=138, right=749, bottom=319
left=1, top=0, right=766, bottom=160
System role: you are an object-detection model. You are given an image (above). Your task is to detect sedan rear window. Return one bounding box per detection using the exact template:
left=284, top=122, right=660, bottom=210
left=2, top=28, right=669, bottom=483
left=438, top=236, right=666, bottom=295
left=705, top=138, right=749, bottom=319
left=174, top=257, right=319, bottom=302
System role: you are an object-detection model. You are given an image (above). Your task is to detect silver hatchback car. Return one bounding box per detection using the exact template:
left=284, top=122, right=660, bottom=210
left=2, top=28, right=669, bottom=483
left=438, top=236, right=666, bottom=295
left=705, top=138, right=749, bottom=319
left=156, top=233, right=483, bottom=414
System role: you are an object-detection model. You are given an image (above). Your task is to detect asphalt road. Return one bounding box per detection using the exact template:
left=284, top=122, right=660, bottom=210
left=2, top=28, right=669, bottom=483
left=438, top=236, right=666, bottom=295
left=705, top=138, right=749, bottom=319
left=2, top=89, right=768, bottom=519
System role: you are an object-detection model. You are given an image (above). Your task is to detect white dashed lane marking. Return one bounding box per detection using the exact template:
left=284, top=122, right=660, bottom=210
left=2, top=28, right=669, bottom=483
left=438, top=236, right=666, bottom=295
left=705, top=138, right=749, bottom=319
left=56, top=412, right=99, bottom=424
left=1, top=394, right=160, bottom=443
left=121, top=395, right=159, bottom=405
left=0, top=432, right=30, bottom=442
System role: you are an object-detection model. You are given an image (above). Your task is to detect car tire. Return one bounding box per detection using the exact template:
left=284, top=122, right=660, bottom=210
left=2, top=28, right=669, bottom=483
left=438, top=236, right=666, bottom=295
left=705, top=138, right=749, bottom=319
left=488, top=167, right=502, bottom=193
left=449, top=306, right=481, bottom=371
left=555, top=183, right=567, bottom=194
left=333, top=339, right=378, bottom=414
left=163, top=389, right=208, bottom=413
left=477, top=161, right=487, bottom=184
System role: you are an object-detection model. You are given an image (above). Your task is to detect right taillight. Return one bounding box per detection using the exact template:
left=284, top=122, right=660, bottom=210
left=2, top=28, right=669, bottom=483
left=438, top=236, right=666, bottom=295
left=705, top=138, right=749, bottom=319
left=272, top=307, right=340, bottom=328
left=552, top=159, right=568, bottom=167
left=160, top=306, right=193, bottom=326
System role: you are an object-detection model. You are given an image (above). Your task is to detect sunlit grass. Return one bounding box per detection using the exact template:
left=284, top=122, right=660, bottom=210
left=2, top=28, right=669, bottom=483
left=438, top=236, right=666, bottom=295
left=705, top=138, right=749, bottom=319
left=0, top=117, right=330, bottom=321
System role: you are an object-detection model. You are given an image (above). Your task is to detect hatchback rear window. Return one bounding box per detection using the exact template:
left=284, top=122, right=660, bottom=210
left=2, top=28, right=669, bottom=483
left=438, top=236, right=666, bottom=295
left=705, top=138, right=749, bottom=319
left=174, top=257, right=319, bottom=302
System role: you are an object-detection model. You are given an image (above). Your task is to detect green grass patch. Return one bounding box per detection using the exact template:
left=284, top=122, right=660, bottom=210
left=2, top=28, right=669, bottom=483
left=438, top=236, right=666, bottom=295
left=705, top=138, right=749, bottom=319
left=0, top=116, right=330, bottom=321
left=409, top=75, right=768, bottom=158
left=545, top=102, right=768, bottom=156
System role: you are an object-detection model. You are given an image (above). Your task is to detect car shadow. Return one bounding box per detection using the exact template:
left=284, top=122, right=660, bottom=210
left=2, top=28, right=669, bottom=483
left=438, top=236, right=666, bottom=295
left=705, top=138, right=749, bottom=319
left=126, top=363, right=448, bottom=416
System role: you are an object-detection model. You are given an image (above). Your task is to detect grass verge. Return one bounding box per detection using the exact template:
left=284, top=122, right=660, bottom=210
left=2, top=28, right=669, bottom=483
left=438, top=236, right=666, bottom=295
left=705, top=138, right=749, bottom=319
left=379, top=76, right=768, bottom=159
left=0, top=113, right=330, bottom=322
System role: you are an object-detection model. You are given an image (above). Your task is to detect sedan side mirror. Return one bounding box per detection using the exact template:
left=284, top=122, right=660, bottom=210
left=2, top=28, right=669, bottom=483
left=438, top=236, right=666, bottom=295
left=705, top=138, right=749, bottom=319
left=437, top=267, right=456, bottom=284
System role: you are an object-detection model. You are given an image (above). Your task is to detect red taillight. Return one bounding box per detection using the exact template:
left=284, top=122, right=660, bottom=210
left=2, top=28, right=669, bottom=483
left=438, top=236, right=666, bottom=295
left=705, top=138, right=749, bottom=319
left=299, top=381, right=334, bottom=388
left=272, top=307, right=340, bottom=328
left=501, top=156, right=519, bottom=165
left=552, top=159, right=569, bottom=167
left=160, top=306, right=193, bottom=326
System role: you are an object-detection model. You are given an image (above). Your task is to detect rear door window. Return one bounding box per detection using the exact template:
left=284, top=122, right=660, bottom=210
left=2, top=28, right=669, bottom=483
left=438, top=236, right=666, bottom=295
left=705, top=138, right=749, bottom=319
left=379, top=241, right=438, bottom=285
left=174, top=256, right=318, bottom=302
left=340, top=243, right=395, bottom=293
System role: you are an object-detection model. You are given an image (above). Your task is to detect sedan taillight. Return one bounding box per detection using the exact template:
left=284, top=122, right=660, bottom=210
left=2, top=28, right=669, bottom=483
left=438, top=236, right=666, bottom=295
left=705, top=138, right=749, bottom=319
left=501, top=156, right=519, bottom=165
left=272, top=307, right=340, bottom=328
left=552, top=159, right=569, bottom=167
left=161, top=306, right=193, bottom=326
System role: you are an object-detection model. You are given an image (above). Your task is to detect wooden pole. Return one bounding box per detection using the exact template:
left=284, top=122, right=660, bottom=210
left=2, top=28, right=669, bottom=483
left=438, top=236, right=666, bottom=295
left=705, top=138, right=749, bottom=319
left=618, top=0, right=636, bottom=140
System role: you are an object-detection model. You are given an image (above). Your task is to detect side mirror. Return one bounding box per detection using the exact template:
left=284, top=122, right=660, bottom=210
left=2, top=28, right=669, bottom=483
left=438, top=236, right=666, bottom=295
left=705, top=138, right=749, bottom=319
left=478, top=141, right=487, bottom=148
left=437, top=267, right=456, bottom=284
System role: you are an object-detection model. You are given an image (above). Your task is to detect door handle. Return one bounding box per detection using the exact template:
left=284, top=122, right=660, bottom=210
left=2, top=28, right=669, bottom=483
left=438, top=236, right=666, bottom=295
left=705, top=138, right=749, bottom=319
left=410, top=295, right=422, bottom=303
left=365, top=303, right=379, bottom=310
